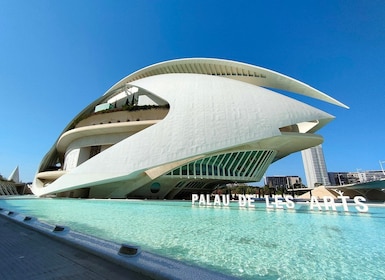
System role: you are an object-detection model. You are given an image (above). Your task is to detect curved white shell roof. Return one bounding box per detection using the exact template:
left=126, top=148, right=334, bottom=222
left=32, top=58, right=347, bottom=198
left=108, top=58, right=348, bottom=109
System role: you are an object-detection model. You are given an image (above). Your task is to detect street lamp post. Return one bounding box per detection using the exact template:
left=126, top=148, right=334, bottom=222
left=337, top=173, right=342, bottom=185
left=379, top=160, right=385, bottom=176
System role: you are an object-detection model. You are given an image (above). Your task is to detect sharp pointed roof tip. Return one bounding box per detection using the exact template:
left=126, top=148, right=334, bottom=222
left=8, top=166, right=20, bottom=183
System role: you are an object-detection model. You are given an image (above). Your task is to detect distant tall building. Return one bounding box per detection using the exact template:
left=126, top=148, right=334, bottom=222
left=301, top=145, right=330, bottom=187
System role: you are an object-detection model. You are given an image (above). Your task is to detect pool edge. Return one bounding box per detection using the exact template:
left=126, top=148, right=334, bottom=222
left=0, top=208, right=236, bottom=280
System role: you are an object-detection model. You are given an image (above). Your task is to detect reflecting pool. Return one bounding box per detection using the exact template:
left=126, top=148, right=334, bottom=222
left=1, top=197, right=384, bottom=279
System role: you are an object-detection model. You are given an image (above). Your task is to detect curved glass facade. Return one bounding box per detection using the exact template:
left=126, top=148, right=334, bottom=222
left=166, top=150, right=276, bottom=181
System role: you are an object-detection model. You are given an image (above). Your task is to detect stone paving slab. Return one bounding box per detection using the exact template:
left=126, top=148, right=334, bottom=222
left=0, top=210, right=236, bottom=280
left=0, top=215, right=150, bottom=280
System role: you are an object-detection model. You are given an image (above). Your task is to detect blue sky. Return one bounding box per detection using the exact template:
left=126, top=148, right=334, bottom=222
left=1, top=1, right=384, bottom=184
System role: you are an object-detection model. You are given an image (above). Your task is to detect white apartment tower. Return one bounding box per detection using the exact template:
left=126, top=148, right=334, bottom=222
left=301, top=144, right=331, bottom=187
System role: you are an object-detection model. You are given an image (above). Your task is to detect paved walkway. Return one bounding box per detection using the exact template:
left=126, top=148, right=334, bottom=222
left=0, top=215, right=151, bottom=280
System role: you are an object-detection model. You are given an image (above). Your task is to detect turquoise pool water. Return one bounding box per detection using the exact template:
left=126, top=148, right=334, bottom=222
left=1, top=197, right=384, bottom=279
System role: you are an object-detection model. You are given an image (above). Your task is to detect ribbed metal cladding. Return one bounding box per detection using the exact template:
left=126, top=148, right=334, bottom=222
left=165, top=150, right=276, bottom=181
left=110, top=62, right=270, bottom=88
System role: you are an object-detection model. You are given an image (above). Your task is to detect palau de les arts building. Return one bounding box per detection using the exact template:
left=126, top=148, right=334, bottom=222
left=31, top=58, right=348, bottom=199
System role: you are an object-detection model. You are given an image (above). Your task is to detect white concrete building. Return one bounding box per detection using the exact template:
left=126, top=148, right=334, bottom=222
left=301, top=144, right=331, bottom=187
left=31, top=58, right=347, bottom=199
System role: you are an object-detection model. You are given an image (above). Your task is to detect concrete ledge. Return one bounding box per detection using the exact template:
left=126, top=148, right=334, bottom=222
left=0, top=208, right=235, bottom=280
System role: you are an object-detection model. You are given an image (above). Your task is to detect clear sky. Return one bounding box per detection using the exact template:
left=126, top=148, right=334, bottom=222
left=1, top=1, right=384, bottom=184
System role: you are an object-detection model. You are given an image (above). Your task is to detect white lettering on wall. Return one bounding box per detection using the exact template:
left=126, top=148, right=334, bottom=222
left=354, top=196, right=368, bottom=212
left=191, top=194, right=369, bottom=213
left=192, top=194, right=230, bottom=207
